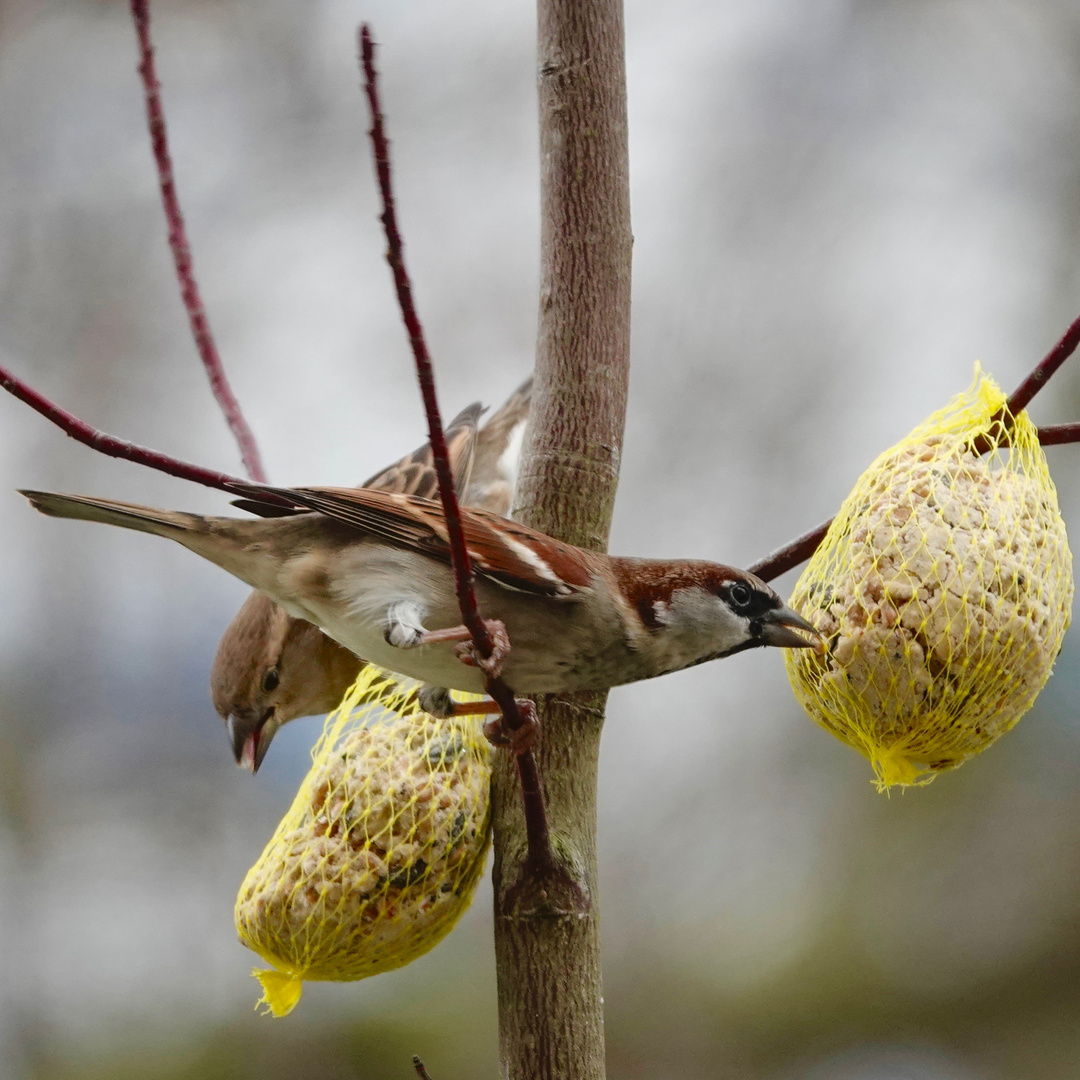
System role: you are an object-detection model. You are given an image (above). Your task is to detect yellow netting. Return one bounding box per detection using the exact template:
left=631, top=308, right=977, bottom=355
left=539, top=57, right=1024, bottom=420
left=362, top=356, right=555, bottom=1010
left=235, top=668, right=492, bottom=1016
left=786, top=366, right=1073, bottom=791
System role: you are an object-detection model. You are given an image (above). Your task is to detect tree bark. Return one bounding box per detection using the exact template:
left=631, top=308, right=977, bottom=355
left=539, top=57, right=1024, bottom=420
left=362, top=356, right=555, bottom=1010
left=491, top=0, right=631, bottom=1077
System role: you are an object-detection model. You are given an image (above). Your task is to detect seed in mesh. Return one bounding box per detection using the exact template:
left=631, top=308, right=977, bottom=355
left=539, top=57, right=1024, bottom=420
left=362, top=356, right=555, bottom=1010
left=236, top=712, right=490, bottom=982
left=787, top=394, right=1072, bottom=790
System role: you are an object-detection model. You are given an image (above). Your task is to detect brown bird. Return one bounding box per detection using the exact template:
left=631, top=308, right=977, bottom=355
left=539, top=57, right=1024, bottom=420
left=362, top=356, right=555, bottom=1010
left=21, top=450, right=820, bottom=762
left=210, top=379, right=532, bottom=770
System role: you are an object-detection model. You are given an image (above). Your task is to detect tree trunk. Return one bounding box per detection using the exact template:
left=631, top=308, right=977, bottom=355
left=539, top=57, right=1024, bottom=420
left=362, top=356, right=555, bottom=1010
left=491, top=0, right=631, bottom=1077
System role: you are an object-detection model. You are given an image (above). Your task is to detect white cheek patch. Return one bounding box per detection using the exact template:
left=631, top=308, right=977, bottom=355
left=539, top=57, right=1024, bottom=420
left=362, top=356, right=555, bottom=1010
left=629, top=586, right=763, bottom=678
left=667, top=587, right=749, bottom=650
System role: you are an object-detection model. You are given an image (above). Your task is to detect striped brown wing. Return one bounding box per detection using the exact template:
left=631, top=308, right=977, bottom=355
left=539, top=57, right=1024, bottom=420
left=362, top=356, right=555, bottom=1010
left=359, top=402, right=480, bottom=500
left=229, top=482, right=591, bottom=597
left=231, top=403, right=480, bottom=519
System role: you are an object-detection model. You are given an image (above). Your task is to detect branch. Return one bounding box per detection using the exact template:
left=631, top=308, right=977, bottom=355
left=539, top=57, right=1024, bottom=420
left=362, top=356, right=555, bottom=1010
left=750, top=314, right=1080, bottom=583
left=130, top=0, right=268, bottom=483
left=1038, top=421, right=1080, bottom=446
left=1, top=360, right=249, bottom=494
left=359, top=25, right=556, bottom=875
left=1004, top=312, right=1080, bottom=416
left=411, top=1056, right=434, bottom=1080
left=748, top=518, right=832, bottom=584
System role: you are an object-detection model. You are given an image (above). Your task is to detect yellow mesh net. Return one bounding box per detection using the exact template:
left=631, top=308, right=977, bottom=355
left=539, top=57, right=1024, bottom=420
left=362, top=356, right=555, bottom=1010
left=235, top=667, right=492, bottom=1016
left=785, top=367, right=1073, bottom=791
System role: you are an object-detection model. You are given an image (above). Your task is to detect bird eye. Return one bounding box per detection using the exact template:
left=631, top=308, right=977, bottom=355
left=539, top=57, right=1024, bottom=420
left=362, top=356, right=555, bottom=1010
left=262, top=668, right=280, bottom=694
left=729, top=582, right=753, bottom=609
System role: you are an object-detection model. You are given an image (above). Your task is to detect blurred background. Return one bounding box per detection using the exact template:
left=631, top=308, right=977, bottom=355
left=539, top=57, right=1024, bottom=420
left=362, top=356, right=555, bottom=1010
left=2, top=0, right=1080, bottom=1077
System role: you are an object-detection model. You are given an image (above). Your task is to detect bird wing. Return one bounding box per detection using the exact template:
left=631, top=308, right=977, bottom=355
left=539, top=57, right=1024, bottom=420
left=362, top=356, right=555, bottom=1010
left=468, top=376, right=532, bottom=515
left=231, top=403, right=481, bottom=519
left=359, top=401, right=481, bottom=500
left=227, top=482, right=592, bottom=597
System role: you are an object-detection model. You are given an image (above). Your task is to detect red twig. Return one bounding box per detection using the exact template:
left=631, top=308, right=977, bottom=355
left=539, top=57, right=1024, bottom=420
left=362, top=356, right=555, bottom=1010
left=411, top=1056, right=435, bottom=1080
left=0, top=361, right=252, bottom=495
left=359, top=26, right=486, bottom=652
left=749, top=518, right=832, bottom=584
left=130, top=0, right=267, bottom=484
left=1038, top=422, right=1080, bottom=446
left=1006, top=313, right=1080, bottom=416
left=359, top=26, right=554, bottom=869
left=750, top=314, right=1080, bottom=583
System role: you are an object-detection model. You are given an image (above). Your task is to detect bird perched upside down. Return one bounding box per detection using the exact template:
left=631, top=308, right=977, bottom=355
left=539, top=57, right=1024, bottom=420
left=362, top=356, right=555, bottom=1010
left=20, top=477, right=821, bottom=755
left=209, top=379, right=532, bottom=771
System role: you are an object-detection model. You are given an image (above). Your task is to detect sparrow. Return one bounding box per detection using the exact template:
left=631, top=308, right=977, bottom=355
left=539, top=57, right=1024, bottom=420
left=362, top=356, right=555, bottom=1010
left=20, top=474, right=821, bottom=744
left=211, top=378, right=532, bottom=771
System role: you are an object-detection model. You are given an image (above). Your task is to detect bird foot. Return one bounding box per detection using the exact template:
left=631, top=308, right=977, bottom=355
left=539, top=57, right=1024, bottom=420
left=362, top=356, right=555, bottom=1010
left=415, top=624, right=472, bottom=647
left=417, top=684, right=458, bottom=719
left=415, top=685, right=538, bottom=756
left=417, top=686, right=518, bottom=721
left=482, top=698, right=539, bottom=755
left=454, top=619, right=511, bottom=680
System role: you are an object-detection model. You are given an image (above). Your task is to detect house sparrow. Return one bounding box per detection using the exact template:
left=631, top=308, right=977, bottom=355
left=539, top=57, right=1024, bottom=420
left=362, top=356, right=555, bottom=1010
left=211, top=379, right=532, bottom=771
left=20, top=477, right=821, bottom=744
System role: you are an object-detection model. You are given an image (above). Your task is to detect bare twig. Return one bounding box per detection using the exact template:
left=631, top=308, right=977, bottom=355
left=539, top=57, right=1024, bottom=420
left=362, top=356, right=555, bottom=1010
left=749, top=518, right=832, bottom=584
left=1038, top=422, right=1080, bottom=446
left=411, top=1055, right=434, bottom=1080
left=0, top=360, right=282, bottom=500
left=1004, top=313, right=1080, bottom=416
left=130, top=0, right=267, bottom=483
left=359, top=25, right=556, bottom=873
left=359, top=26, right=487, bottom=652
left=750, top=314, right=1080, bottom=583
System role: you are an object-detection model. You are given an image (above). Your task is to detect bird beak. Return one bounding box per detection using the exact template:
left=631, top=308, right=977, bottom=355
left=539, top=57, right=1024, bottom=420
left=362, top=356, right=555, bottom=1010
left=759, top=605, right=824, bottom=651
left=227, top=709, right=279, bottom=774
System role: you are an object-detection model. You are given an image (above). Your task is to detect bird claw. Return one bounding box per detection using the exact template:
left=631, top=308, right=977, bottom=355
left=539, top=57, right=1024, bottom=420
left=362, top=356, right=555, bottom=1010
left=454, top=619, right=511, bottom=679
left=482, top=698, right=539, bottom=755
left=417, top=684, right=456, bottom=719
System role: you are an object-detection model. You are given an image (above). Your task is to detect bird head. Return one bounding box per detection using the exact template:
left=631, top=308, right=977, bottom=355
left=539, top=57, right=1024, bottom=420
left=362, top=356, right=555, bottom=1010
left=210, top=592, right=361, bottom=772
left=612, top=559, right=822, bottom=677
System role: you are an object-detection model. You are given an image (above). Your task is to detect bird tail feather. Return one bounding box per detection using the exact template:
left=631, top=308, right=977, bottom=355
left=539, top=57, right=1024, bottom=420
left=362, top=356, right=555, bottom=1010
left=18, top=490, right=197, bottom=538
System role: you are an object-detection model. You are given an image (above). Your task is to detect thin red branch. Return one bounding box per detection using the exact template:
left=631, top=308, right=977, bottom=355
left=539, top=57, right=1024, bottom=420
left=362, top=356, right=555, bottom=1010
left=1038, top=421, right=1080, bottom=446
left=750, top=314, right=1080, bottom=583
left=0, top=361, right=261, bottom=497
left=359, top=26, right=487, bottom=653
left=130, top=0, right=268, bottom=484
left=412, top=1056, right=435, bottom=1080
left=358, top=26, right=554, bottom=869
left=749, top=518, right=831, bottom=584
left=1005, top=312, right=1080, bottom=416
